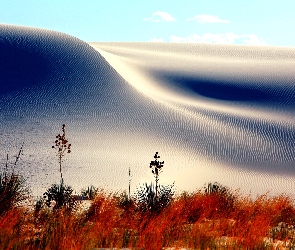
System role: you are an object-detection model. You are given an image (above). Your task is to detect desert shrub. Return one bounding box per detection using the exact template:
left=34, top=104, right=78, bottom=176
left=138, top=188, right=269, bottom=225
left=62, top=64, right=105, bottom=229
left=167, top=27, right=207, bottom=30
left=204, top=182, right=230, bottom=195
left=135, top=182, right=174, bottom=214
left=43, top=182, right=77, bottom=211
left=115, top=190, right=134, bottom=210
left=202, top=182, right=236, bottom=217
left=84, top=191, right=121, bottom=233
left=0, top=146, right=29, bottom=216
left=0, top=172, right=28, bottom=216
left=81, top=185, right=98, bottom=200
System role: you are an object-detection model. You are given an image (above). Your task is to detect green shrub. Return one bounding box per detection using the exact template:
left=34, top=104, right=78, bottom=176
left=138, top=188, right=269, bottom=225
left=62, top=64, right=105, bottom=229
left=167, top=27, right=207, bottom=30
left=135, top=182, right=174, bottom=213
left=43, top=182, right=77, bottom=211
left=204, top=182, right=229, bottom=195
left=81, top=185, right=98, bottom=200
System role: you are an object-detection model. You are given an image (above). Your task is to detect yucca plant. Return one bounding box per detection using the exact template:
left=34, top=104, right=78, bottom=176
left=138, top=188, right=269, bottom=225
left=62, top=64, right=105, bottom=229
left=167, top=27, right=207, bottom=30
left=52, top=124, right=71, bottom=184
left=135, top=152, right=174, bottom=214
left=43, top=182, right=76, bottom=210
left=81, top=185, right=98, bottom=200
left=149, top=152, right=164, bottom=199
left=135, top=182, right=174, bottom=213
left=42, top=124, right=76, bottom=211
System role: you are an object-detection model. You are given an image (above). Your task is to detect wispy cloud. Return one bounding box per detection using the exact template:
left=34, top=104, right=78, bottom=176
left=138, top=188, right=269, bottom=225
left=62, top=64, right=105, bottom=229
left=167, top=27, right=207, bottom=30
left=240, top=34, right=268, bottom=45
left=187, top=15, right=230, bottom=24
left=143, top=11, right=176, bottom=22
left=169, top=32, right=267, bottom=45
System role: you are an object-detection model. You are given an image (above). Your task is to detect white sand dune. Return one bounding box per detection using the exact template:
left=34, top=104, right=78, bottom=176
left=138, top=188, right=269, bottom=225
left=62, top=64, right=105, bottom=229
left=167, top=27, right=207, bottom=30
left=1, top=25, right=295, bottom=196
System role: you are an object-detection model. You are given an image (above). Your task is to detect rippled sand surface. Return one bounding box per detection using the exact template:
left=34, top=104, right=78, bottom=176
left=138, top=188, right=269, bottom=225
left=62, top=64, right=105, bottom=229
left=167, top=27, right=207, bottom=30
left=1, top=25, right=295, bottom=196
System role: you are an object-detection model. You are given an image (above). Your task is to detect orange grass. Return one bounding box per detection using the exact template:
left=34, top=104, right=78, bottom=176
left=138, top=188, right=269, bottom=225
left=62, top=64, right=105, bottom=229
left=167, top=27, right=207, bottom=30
left=1, top=188, right=295, bottom=249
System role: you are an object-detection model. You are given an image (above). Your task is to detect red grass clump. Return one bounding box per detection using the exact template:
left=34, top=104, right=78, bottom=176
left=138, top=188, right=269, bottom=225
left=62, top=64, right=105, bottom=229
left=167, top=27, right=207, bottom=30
left=1, top=187, right=295, bottom=249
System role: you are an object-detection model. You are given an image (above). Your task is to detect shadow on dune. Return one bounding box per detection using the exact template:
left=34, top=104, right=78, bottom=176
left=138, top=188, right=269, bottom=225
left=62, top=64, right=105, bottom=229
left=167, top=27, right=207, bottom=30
left=156, top=73, right=295, bottom=105
left=0, top=39, right=49, bottom=94
left=168, top=75, right=270, bottom=101
left=1, top=27, right=295, bottom=194
left=0, top=25, right=111, bottom=95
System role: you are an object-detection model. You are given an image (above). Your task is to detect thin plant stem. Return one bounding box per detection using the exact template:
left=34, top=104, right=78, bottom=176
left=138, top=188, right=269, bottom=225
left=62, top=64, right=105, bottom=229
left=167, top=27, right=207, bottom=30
left=12, top=142, right=24, bottom=174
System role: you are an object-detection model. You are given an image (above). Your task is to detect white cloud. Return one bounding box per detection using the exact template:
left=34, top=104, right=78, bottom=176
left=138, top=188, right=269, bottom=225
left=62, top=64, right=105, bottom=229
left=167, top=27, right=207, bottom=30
left=143, top=11, right=176, bottom=22
left=240, top=34, right=268, bottom=45
left=169, top=32, right=268, bottom=45
left=187, top=15, right=230, bottom=24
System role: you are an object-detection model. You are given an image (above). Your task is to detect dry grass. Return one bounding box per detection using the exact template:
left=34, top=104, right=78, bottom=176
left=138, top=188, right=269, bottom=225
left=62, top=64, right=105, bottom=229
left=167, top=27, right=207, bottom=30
left=1, top=186, right=295, bottom=249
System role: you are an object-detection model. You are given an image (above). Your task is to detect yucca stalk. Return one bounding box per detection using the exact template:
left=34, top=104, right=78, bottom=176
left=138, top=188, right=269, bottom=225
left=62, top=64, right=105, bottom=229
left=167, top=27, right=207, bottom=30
left=52, top=124, right=71, bottom=183
left=149, top=152, right=164, bottom=199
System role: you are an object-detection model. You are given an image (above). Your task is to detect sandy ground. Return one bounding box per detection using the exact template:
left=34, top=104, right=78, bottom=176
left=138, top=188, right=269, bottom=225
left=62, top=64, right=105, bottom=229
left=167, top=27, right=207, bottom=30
left=1, top=24, right=295, bottom=197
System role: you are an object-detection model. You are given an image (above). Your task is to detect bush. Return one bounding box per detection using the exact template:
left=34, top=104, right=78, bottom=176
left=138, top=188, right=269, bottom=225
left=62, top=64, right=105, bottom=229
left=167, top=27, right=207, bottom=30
left=43, top=182, right=77, bottom=211
left=135, top=182, right=174, bottom=213
left=115, top=191, right=134, bottom=210
left=81, top=185, right=98, bottom=200
left=0, top=172, right=28, bottom=216
left=203, top=182, right=229, bottom=195
left=0, top=146, right=29, bottom=216
left=202, top=182, right=236, bottom=217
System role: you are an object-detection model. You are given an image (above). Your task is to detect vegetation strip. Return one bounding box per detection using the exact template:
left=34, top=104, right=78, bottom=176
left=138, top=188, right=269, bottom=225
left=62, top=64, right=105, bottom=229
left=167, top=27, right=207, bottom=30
left=1, top=125, right=295, bottom=249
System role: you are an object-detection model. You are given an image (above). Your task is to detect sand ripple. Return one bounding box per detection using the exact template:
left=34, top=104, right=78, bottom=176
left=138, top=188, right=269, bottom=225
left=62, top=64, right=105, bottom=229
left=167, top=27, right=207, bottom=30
left=1, top=25, right=295, bottom=196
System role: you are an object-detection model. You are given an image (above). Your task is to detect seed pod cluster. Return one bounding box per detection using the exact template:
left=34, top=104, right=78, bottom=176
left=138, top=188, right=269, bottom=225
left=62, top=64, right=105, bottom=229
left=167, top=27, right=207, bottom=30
left=52, top=124, right=71, bottom=154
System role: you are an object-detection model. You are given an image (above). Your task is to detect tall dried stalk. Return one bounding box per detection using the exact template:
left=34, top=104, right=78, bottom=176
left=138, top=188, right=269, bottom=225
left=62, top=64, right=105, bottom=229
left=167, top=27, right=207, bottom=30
left=52, top=124, right=71, bottom=183
left=149, top=152, right=164, bottom=199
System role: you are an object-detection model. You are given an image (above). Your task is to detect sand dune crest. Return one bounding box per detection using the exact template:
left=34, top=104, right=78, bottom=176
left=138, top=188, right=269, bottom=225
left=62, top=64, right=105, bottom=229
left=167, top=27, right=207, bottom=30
left=1, top=25, right=295, bottom=196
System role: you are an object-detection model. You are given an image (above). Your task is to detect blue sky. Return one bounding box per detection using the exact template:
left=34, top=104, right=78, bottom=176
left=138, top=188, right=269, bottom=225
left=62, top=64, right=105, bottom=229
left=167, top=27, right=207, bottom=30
left=1, top=0, right=295, bottom=47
